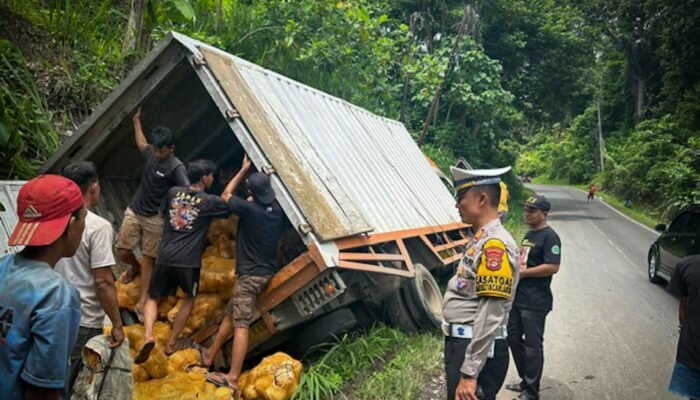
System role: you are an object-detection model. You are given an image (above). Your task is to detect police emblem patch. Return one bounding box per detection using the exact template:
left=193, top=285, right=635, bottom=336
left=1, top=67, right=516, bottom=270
left=484, top=247, right=504, bottom=271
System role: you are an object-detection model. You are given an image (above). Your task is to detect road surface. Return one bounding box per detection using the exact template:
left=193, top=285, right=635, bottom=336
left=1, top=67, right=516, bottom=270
left=496, top=184, right=680, bottom=400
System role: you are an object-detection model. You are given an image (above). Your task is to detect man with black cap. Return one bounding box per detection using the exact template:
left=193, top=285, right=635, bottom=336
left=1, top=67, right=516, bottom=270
left=443, top=166, right=519, bottom=400
left=204, top=155, right=286, bottom=394
left=505, top=194, right=561, bottom=400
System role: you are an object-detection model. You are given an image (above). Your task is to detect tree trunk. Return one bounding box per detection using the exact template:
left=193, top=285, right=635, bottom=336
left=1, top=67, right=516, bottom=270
left=216, top=0, right=223, bottom=32
left=123, top=0, right=146, bottom=54
left=399, top=78, right=409, bottom=123
left=417, top=5, right=472, bottom=147
left=635, top=76, right=645, bottom=121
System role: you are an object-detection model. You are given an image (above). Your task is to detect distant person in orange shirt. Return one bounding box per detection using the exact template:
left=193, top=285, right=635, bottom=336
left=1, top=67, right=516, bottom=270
left=587, top=184, right=597, bottom=201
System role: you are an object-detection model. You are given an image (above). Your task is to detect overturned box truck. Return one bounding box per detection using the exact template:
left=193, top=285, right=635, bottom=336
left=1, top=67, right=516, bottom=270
left=22, top=32, right=471, bottom=360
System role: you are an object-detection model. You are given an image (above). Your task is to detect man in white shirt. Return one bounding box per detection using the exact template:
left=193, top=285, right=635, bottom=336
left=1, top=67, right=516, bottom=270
left=56, top=161, right=125, bottom=395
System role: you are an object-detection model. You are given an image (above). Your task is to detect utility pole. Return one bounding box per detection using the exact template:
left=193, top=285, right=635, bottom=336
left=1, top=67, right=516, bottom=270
left=597, top=99, right=604, bottom=172
left=417, top=5, right=472, bottom=147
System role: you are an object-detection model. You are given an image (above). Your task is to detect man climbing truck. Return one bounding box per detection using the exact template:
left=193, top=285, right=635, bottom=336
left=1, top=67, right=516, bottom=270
left=25, top=32, right=471, bottom=365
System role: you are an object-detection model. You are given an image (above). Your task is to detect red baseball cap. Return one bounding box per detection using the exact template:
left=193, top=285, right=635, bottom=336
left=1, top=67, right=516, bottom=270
left=8, top=174, right=84, bottom=246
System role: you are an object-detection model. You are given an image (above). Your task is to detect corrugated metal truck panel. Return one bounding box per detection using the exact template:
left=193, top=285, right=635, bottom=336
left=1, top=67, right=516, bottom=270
left=0, top=181, right=26, bottom=255
left=213, top=42, right=458, bottom=234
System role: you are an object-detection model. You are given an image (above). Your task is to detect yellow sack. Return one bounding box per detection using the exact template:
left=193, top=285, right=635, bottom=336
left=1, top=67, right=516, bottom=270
left=132, top=364, right=150, bottom=382
left=168, top=294, right=225, bottom=336
left=133, top=372, right=222, bottom=400
left=153, top=321, right=173, bottom=349
left=116, top=272, right=141, bottom=310
left=200, top=256, right=236, bottom=293
left=141, top=343, right=168, bottom=379
left=207, top=215, right=239, bottom=242
left=158, top=296, right=179, bottom=320
left=166, top=348, right=201, bottom=375
left=125, top=325, right=146, bottom=358
left=203, top=235, right=237, bottom=260
left=239, top=352, right=303, bottom=400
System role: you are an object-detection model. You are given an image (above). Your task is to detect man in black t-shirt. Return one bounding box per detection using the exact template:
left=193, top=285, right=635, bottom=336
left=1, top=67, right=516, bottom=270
left=115, top=108, right=189, bottom=318
left=204, top=156, right=286, bottom=394
left=506, top=194, right=561, bottom=400
left=135, top=159, right=229, bottom=362
left=667, top=255, right=700, bottom=400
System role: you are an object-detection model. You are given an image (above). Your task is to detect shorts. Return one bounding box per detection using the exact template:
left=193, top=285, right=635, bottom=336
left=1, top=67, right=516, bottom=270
left=115, top=207, right=164, bottom=258
left=668, top=361, right=700, bottom=399
left=148, top=265, right=200, bottom=298
left=225, top=275, right=272, bottom=328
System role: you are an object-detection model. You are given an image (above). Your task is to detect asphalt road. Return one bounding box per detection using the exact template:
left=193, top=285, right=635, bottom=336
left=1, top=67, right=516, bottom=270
left=496, top=184, right=680, bottom=400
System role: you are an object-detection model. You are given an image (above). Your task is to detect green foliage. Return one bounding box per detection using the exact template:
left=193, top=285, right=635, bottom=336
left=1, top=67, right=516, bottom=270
left=601, top=115, right=699, bottom=215
left=293, top=325, right=404, bottom=400
left=354, top=333, right=443, bottom=399
left=0, top=39, right=59, bottom=179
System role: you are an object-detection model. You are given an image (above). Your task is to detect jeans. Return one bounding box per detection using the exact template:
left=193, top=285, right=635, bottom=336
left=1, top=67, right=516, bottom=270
left=669, top=361, right=700, bottom=399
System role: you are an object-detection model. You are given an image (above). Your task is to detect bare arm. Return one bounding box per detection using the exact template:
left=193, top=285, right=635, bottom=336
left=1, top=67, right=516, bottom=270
left=92, top=267, right=125, bottom=347
left=520, top=263, right=560, bottom=278
left=221, top=155, right=251, bottom=202
left=680, top=296, right=689, bottom=327
left=133, top=108, right=148, bottom=152
left=25, top=385, right=60, bottom=400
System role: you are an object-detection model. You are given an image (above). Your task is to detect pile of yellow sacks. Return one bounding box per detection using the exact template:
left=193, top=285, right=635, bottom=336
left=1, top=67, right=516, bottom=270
left=113, top=215, right=303, bottom=399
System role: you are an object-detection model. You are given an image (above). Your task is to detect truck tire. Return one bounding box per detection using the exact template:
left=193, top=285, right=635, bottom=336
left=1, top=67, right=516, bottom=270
left=384, top=289, right=419, bottom=333
left=287, top=307, right=358, bottom=357
left=401, top=263, right=443, bottom=330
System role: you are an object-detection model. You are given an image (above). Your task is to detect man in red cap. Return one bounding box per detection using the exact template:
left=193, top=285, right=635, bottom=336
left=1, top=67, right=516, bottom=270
left=0, top=174, right=86, bottom=400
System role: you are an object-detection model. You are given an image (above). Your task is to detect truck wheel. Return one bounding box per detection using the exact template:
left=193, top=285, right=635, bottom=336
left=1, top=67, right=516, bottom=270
left=401, top=264, right=443, bottom=330
left=384, top=289, right=419, bottom=333
left=287, top=307, right=358, bottom=357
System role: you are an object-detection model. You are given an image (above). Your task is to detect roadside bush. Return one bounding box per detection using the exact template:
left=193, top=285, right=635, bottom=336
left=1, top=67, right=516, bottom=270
left=0, top=39, right=59, bottom=179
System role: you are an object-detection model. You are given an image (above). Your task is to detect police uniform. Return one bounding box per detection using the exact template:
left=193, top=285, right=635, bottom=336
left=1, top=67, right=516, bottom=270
left=443, top=166, right=519, bottom=400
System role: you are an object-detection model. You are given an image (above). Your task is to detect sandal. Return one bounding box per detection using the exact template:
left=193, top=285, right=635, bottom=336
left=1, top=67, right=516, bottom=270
left=205, top=372, right=242, bottom=399
left=165, top=337, right=196, bottom=356
left=134, top=340, right=155, bottom=364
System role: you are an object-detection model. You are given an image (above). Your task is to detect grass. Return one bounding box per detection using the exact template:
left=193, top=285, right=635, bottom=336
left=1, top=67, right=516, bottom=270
left=352, top=333, right=444, bottom=399
left=293, top=325, right=405, bottom=400
left=531, top=176, right=661, bottom=229
left=504, top=184, right=534, bottom=243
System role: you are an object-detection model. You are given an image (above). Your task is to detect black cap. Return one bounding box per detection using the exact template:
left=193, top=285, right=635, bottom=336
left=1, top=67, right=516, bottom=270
left=246, top=172, right=276, bottom=205
left=523, top=194, right=551, bottom=211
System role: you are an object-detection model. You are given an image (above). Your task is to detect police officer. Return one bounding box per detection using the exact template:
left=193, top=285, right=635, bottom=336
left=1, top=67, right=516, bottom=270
left=443, top=166, right=520, bottom=400
left=505, top=194, right=561, bottom=400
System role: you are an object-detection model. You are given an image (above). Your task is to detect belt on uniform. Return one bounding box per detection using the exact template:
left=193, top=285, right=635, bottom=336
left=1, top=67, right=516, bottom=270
left=442, top=321, right=507, bottom=340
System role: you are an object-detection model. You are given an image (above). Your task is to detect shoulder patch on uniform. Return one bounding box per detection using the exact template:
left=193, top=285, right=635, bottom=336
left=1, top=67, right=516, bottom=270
left=551, top=245, right=560, bottom=255
left=476, top=239, right=514, bottom=299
